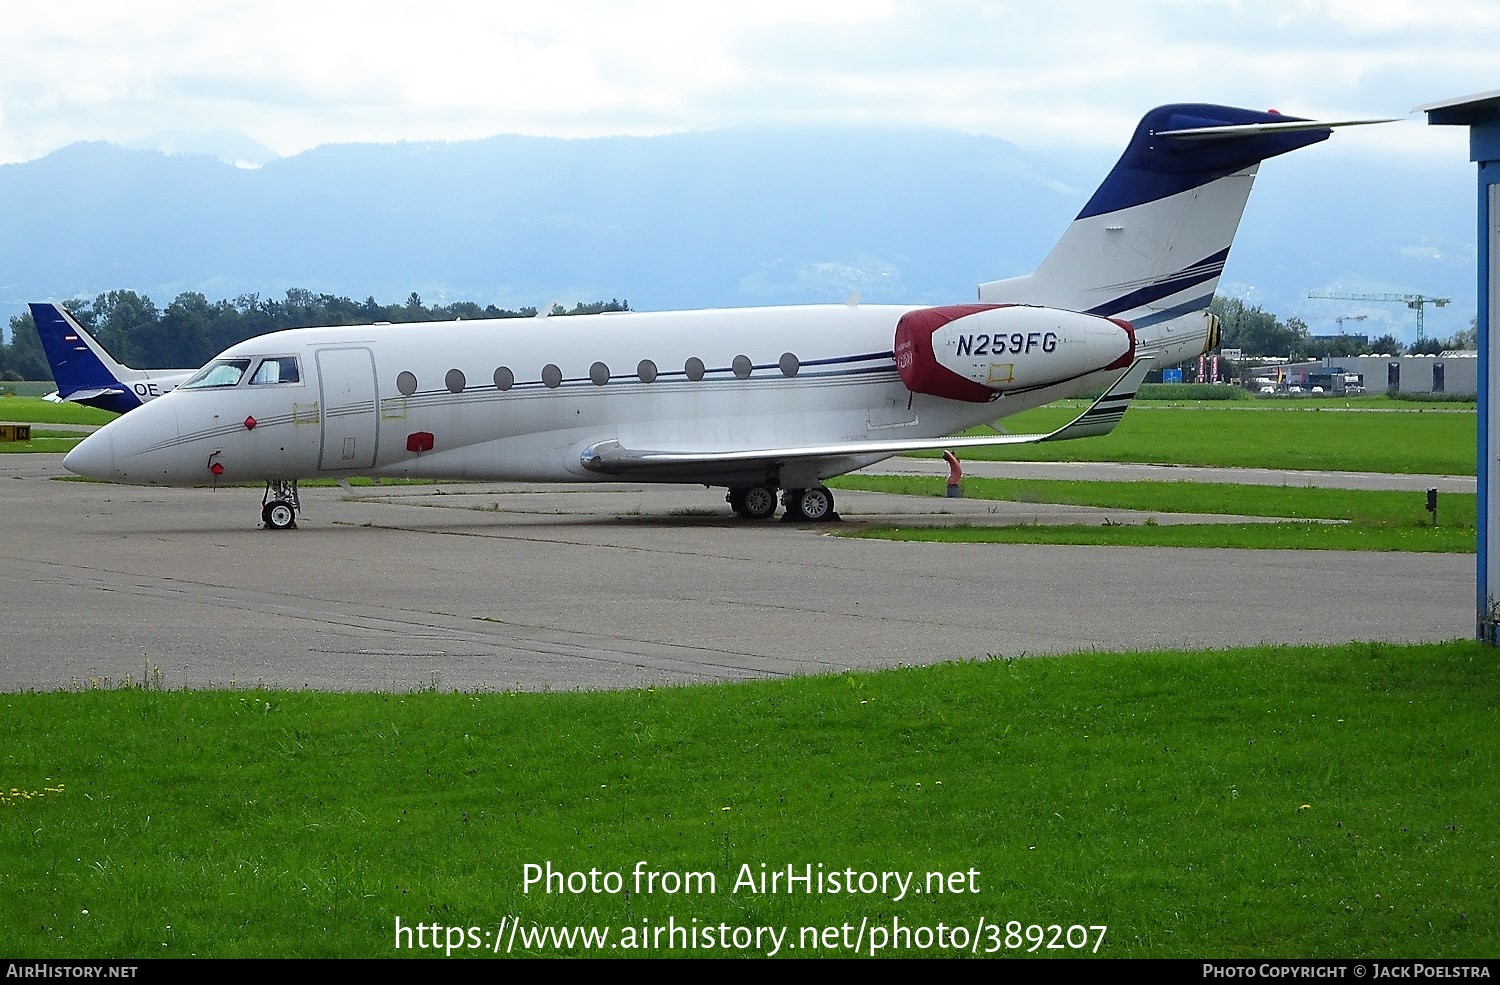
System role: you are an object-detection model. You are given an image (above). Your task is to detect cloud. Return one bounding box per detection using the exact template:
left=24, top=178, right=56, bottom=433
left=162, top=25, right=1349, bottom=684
left=3, top=0, right=1497, bottom=164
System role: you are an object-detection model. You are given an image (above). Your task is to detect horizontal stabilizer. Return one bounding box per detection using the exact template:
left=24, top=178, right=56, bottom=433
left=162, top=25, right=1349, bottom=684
left=57, top=387, right=127, bottom=404
left=1154, top=117, right=1394, bottom=139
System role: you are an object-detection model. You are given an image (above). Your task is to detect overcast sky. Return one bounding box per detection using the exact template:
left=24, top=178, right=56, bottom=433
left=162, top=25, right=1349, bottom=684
left=4, top=0, right=1497, bottom=166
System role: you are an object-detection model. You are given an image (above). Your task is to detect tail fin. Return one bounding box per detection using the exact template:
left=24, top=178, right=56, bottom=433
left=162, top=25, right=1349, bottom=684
left=28, top=302, right=189, bottom=414
left=979, top=104, right=1347, bottom=366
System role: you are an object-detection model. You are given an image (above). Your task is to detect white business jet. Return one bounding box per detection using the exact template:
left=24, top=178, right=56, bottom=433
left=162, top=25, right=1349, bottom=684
left=31, top=302, right=194, bottom=413
left=62, top=104, right=1374, bottom=528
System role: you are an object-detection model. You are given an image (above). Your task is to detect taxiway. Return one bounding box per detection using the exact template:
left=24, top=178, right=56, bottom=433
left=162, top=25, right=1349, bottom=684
left=0, top=455, right=1472, bottom=691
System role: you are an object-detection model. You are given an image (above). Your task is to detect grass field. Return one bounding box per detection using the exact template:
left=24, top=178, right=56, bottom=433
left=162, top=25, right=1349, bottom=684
left=845, top=399, right=1476, bottom=550
left=0, top=395, right=116, bottom=426
left=0, top=430, right=92, bottom=454
left=932, top=402, right=1476, bottom=475
left=830, top=475, right=1476, bottom=552
left=0, top=397, right=110, bottom=453
left=3, top=642, right=1494, bottom=959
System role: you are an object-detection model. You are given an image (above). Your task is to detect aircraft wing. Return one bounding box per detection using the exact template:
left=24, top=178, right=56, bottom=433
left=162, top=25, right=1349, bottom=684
left=581, top=357, right=1151, bottom=475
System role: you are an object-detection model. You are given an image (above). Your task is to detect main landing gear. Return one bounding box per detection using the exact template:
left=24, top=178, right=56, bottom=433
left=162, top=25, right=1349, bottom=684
left=726, top=484, right=837, bottom=522
left=727, top=485, right=779, bottom=520
left=784, top=485, right=835, bottom=522
left=261, top=479, right=301, bottom=530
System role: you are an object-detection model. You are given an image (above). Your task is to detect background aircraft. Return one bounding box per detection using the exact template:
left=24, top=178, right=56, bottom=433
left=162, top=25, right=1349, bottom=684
left=31, top=302, right=194, bottom=413
left=61, top=104, right=1366, bottom=528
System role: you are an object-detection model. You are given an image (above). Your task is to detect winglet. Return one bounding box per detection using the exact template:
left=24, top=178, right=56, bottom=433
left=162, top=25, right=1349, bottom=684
left=1037, top=356, right=1151, bottom=442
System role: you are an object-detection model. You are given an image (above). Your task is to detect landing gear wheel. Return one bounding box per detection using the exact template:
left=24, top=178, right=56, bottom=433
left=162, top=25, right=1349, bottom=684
left=261, top=479, right=302, bottom=530
left=786, top=486, right=835, bottom=522
left=263, top=500, right=297, bottom=530
left=729, top=485, right=778, bottom=519
left=741, top=485, right=778, bottom=520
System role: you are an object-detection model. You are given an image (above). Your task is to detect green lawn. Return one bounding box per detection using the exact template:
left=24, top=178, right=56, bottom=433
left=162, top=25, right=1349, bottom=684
left=0, top=395, right=117, bottom=426
left=845, top=400, right=1476, bottom=551
left=933, top=403, right=1475, bottom=475
left=3, top=642, right=1494, bottom=959
left=830, top=475, right=1475, bottom=552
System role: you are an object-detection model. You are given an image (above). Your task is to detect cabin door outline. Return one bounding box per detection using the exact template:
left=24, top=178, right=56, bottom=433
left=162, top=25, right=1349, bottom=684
left=316, top=347, right=379, bottom=471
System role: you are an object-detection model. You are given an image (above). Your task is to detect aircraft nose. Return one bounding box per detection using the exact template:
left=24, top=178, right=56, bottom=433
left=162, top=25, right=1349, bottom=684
left=63, top=427, right=116, bottom=479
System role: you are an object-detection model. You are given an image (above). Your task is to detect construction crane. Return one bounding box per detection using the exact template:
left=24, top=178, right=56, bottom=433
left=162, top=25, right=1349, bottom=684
left=1307, top=291, right=1451, bottom=341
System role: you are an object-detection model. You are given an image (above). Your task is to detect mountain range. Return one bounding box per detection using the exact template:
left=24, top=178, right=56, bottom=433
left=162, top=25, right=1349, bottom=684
left=0, top=126, right=1478, bottom=345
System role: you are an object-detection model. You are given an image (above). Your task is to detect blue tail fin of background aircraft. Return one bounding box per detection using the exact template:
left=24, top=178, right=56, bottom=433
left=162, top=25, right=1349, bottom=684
left=29, top=302, right=145, bottom=414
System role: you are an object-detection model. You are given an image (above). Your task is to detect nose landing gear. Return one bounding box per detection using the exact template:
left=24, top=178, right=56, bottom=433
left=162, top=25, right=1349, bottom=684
left=261, top=480, right=301, bottom=530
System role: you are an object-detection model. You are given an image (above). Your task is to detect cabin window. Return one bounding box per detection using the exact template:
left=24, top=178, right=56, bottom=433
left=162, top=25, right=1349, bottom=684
left=685, top=357, right=705, bottom=382
left=494, top=366, right=514, bottom=391
left=249, top=356, right=302, bottom=385
left=182, top=358, right=252, bottom=389
left=257, top=357, right=297, bottom=385
left=396, top=371, right=418, bottom=396
left=445, top=368, right=466, bottom=393
left=589, top=361, right=610, bottom=386
left=542, top=363, right=563, bottom=389
left=732, top=354, right=753, bottom=379
left=637, top=359, right=657, bottom=383
left=779, top=352, right=799, bottom=377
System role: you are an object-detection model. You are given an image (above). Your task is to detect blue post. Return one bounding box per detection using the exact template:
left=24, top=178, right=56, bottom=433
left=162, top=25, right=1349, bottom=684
left=1423, top=92, right=1500, bottom=642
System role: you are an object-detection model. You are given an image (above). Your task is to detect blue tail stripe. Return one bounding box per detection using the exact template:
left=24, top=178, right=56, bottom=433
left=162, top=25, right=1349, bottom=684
left=1084, top=248, right=1229, bottom=319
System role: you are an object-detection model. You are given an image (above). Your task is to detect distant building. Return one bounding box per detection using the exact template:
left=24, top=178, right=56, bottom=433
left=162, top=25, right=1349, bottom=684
left=1247, top=354, right=1477, bottom=394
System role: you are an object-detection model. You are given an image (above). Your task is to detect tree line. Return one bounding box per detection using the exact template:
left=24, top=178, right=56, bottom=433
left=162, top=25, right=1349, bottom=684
left=0, top=289, right=629, bottom=382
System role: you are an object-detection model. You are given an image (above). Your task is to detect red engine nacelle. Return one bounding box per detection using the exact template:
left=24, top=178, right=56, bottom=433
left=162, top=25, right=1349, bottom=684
left=895, top=304, right=1135, bottom=402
